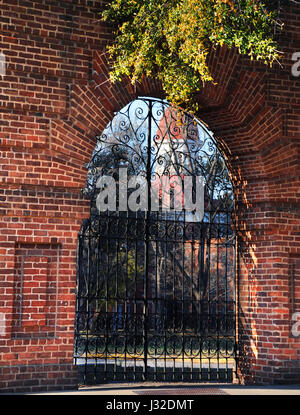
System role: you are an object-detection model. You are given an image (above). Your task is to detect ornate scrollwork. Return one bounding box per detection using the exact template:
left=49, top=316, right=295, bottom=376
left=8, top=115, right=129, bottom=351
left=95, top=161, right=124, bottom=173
left=184, top=337, right=201, bottom=358
left=165, top=335, right=183, bottom=357
left=148, top=336, right=165, bottom=357
left=83, top=98, right=235, bottom=220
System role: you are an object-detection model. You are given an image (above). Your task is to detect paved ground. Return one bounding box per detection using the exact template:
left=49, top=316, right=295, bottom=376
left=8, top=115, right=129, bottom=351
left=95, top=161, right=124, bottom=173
left=26, top=382, right=300, bottom=395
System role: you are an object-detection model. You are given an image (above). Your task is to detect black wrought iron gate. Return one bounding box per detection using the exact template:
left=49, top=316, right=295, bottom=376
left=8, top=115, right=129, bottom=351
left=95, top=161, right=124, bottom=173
left=74, top=97, right=237, bottom=384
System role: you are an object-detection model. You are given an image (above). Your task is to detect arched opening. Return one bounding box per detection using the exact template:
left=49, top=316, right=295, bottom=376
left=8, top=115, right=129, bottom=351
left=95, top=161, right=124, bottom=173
left=74, top=97, right=238, bottom=384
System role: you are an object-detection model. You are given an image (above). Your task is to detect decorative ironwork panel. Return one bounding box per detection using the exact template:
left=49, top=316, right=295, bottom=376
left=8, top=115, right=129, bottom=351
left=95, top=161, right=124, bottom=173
left=74, top=97, right=237, bottom=384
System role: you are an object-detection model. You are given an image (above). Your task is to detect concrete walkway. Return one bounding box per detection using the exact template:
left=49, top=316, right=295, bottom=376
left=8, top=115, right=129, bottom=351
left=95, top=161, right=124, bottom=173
left=27, top=382, right=300, bottom=395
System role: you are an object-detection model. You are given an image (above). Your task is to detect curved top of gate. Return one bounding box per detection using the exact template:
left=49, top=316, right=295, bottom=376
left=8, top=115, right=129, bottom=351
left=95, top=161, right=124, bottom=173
left=84, top=97, right=234, bottom=223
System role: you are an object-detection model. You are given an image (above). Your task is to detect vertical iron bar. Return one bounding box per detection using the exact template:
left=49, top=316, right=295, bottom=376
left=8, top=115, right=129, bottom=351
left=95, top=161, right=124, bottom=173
left=164, top=214, right=167, bottom=380
left=207, top=223, right=211, bottom=381
left=172, top=233, right=175, bottom=381
left=155, top=212, right=159, bottom=381
left=114, top=215, right=119, bottom=381
left=94, top=228, right=100, bottom=382
left=216, top=212, right=220, bottom=380
left=235, top=233, right=240, bottom=382
left=85, top=223, right=91, bottom=384
left=143, top=100, right=152, bottom=381
left=105, top=212, right=109, bottom=381
left=181, top=211, right=185, bottom=381
left=225, top=211, right=229, bottom=380
left=124, top=212, right=128, bottom=380
left=191, top=223, right=195, bottom=381
left=134, top=212, right=138, bottom=381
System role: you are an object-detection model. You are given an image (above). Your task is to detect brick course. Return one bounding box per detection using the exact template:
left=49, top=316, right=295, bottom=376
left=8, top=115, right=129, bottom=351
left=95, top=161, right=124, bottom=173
left=0, top=0, right=299, bottom=391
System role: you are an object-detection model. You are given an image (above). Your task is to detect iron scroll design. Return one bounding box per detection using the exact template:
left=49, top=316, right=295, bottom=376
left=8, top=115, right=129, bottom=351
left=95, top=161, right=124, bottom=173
left=83, top=97, right=234, bottom=221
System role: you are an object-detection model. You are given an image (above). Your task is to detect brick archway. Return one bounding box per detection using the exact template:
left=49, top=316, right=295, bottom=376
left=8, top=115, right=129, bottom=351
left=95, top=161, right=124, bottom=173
left=0, top=1, right=299, bottom=392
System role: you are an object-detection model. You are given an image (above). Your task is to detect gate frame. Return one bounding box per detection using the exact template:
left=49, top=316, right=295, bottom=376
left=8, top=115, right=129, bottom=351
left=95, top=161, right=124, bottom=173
left=74, top=97, right=240, bottom=385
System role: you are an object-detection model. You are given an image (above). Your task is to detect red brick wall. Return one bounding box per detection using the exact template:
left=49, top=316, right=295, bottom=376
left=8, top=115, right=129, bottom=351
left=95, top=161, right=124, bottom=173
left=0, top=1, right=299, bottom=391
left=197, top=5, right=300, bottom=384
